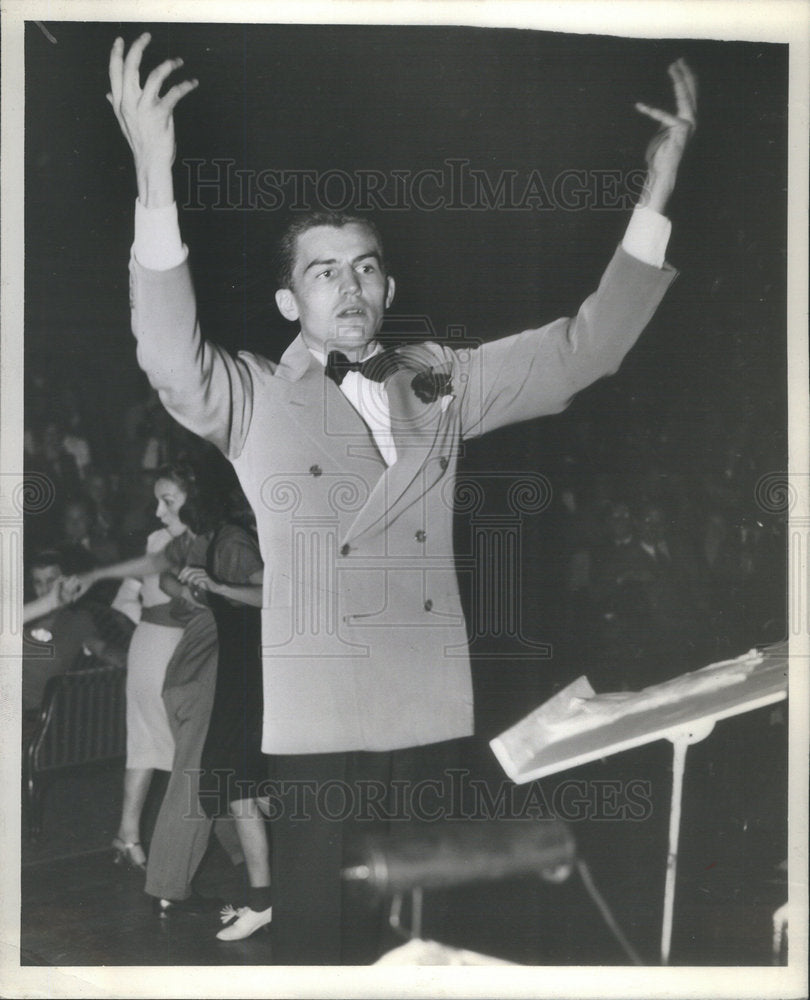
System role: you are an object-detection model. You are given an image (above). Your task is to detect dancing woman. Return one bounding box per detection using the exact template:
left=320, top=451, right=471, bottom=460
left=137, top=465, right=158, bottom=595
left=76, top=464, right=199, bottom=870
left=178, top=497, right=269, bottom=940
left=141, top=464, right=246, bottom=914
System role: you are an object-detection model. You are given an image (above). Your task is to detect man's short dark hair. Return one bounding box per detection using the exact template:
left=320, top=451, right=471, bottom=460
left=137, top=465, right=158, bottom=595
left=63, top=494, right=97, bottom=520
left=275, top=211, right=386, bottom=290
left=29, top=549, right=64, bottom=574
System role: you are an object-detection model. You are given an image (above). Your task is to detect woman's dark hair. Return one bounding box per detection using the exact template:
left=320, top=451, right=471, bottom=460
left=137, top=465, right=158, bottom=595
left=154, top=460, right=228, bottom=535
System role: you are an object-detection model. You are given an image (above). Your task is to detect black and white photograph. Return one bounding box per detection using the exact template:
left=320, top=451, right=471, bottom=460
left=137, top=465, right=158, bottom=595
left=1, top=1, right=807, bottom=997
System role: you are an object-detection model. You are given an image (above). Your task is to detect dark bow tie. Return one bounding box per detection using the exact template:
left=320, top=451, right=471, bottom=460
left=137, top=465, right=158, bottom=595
left=325, top=350, right=394, bottom=386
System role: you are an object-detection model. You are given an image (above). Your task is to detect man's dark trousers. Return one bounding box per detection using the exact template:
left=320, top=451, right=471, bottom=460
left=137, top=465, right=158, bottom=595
left=268, top=739, right=465, bottom=964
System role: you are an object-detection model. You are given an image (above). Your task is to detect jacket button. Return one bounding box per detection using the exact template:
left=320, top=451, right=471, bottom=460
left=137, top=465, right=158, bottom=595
left=439, top=456, right=449, bottom=470
left=415, top=530, right=426, bottom=542
left=424, top=599, right=433, bottom=611
left=310, top=464, right=323, bottom=477
left=341, top=543, right=351, bottom=556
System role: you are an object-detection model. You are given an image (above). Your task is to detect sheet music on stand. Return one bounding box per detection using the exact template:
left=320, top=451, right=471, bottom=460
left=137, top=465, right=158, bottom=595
left=490, top=643, right=789, bottom=965
left=491, top=643, right=788, bottom=785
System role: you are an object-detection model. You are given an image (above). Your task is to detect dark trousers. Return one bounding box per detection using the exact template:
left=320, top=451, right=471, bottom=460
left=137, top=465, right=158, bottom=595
left=268, top=739, right=465, bottom=965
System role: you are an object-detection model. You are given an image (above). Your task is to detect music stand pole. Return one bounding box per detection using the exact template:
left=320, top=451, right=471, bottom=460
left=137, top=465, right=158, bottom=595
left=661, top=719, right=716, bottom=965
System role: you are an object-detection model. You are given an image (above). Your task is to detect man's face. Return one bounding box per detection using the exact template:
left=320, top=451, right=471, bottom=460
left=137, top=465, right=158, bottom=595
left=607, top=503, right=632, bottom=543
left=275, top=224, right=395, bottom=359
left=63, top=503, right=89, bottom=543
left=31, top=563, right=61, bottom=599
left=638, top=507, right=665, bottom=545
left=42, top=422, right=62, bottom=459
left=85, top=473, right=107, bottom=505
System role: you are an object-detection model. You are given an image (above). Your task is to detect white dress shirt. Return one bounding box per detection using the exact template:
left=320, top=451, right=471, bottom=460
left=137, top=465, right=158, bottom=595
left=309, top=344, right=398, bottom=466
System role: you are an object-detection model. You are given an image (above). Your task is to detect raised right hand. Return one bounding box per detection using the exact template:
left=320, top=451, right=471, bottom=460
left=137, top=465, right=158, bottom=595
left=107, top=33, right=198, bottom=206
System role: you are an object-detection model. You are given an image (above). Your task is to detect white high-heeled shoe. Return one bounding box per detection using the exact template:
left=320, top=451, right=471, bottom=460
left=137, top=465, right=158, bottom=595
left=111, top=836, right=146, bottom=872
left=216, top=903, right=273, bottom=941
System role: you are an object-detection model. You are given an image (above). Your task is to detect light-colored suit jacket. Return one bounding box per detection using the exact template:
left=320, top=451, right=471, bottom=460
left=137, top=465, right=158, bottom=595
left=130, top=246, right=676, bottom=753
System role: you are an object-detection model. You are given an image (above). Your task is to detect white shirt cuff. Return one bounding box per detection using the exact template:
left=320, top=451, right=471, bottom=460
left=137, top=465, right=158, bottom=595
left=133, top=199, right=188, bottom=270
left=621, top=206, right=671, bottom=268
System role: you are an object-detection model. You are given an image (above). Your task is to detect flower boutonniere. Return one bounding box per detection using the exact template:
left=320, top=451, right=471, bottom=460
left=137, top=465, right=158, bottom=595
left=411, top=369, right=453, bottom=404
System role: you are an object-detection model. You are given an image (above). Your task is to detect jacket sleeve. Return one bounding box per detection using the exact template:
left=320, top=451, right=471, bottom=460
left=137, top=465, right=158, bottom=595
left=456, top=246, right=678, bottom=440
left=129, top=254, right=255, bottom=458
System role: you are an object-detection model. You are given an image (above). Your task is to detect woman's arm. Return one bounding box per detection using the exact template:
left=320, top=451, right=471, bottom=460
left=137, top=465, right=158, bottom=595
left=77, top=547, right=173, bottom=594
left=23, top=589, right=61, bottom=624
left=178, top=566, right=264, bottom=608
left=23, top=576, right=83, bottom=623
left=159, top=569, right=209, bottom=609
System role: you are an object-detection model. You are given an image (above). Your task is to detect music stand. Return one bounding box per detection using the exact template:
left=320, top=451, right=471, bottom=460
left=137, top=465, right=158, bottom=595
left=490, top=644, right=789, bottom=964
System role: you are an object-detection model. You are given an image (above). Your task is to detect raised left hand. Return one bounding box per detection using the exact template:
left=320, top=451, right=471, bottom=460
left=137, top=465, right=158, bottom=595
left=635, top=58, right=698, bottom=213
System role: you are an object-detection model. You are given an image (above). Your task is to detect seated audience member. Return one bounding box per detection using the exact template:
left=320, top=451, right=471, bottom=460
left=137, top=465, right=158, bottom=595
left=36, top=419, right=84, bottom=497
left=58, top=495, right=121, bottom=572
left=23, top=550, right=136, bottom=718
left=23, top=419, right=82, bottom=551
left=585, top=497, right=712, bottom=691
left=123, top=386, right=167, bottom=472
left=58, top=385, right=94, bottom=479
left=118, top=469, right=161, bottom=557
left=586, top=499, right=650, bottom=691
left=707, top=505, right=786, bottom=653
left=83, top=466, right=123, bottom=545
left=632, top=499, right=711, bottom=677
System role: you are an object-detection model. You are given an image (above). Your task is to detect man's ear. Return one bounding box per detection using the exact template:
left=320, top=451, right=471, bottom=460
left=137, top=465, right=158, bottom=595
left=275, top=288, right=299, bottom=322
left=384, top=275, right=396, bottom=309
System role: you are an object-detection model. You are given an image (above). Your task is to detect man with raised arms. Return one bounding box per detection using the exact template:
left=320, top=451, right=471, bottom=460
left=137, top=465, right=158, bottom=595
left=108, top=33, right=696, bottom=963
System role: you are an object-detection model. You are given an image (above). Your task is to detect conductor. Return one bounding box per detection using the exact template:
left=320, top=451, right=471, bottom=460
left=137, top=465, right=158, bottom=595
left=108, top=34, right=696, bottom=963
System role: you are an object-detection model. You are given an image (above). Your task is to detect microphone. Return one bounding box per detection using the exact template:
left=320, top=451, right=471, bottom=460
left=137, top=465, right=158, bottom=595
left=342, top=820, right=575, bottom=894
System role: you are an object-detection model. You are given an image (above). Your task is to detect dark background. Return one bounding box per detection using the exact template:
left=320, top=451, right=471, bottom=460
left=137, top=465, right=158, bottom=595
left=19, top=20, right=791, bottom=967
left=25, top=20, right=787, bottom=476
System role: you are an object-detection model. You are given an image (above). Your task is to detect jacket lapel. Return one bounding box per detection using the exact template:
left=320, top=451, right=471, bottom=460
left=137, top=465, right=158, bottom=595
left=343, top=367, right=449, bottom=544
left=279, top=335, right=385, bottom=475
left=277, top=336, right=452, bottom=544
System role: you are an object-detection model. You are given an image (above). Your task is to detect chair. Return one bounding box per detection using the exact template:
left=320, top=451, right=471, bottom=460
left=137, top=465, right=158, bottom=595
left=23, top=655, right=127, bottom=839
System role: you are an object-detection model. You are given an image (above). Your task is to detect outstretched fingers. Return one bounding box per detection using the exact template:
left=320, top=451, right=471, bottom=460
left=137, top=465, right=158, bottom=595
left=108, top=36, right=125, bottom=106
left=108, top=35, right=197, bottom=121
left=634, top=102, right=680, bottom=128
left=162, top=77, right=200, bottom=113
left=121, top=31, right=152, bottom=102
left=635, top=58, right=697, bottom=138
left=668, top=58, right=698, bottom=126
left=633, top=59, right=697, bottom=210
left=141, top=56, right=185, bottom=104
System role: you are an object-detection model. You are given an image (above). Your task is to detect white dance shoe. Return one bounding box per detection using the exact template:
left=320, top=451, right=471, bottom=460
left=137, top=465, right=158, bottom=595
left=216, top=903, right=273, bottom=941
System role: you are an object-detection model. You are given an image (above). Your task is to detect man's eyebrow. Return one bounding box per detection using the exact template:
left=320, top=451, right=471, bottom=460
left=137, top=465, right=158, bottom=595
left=352, top=251, right=382, bottom=265
left=302, top=251, right=382, bottom=274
